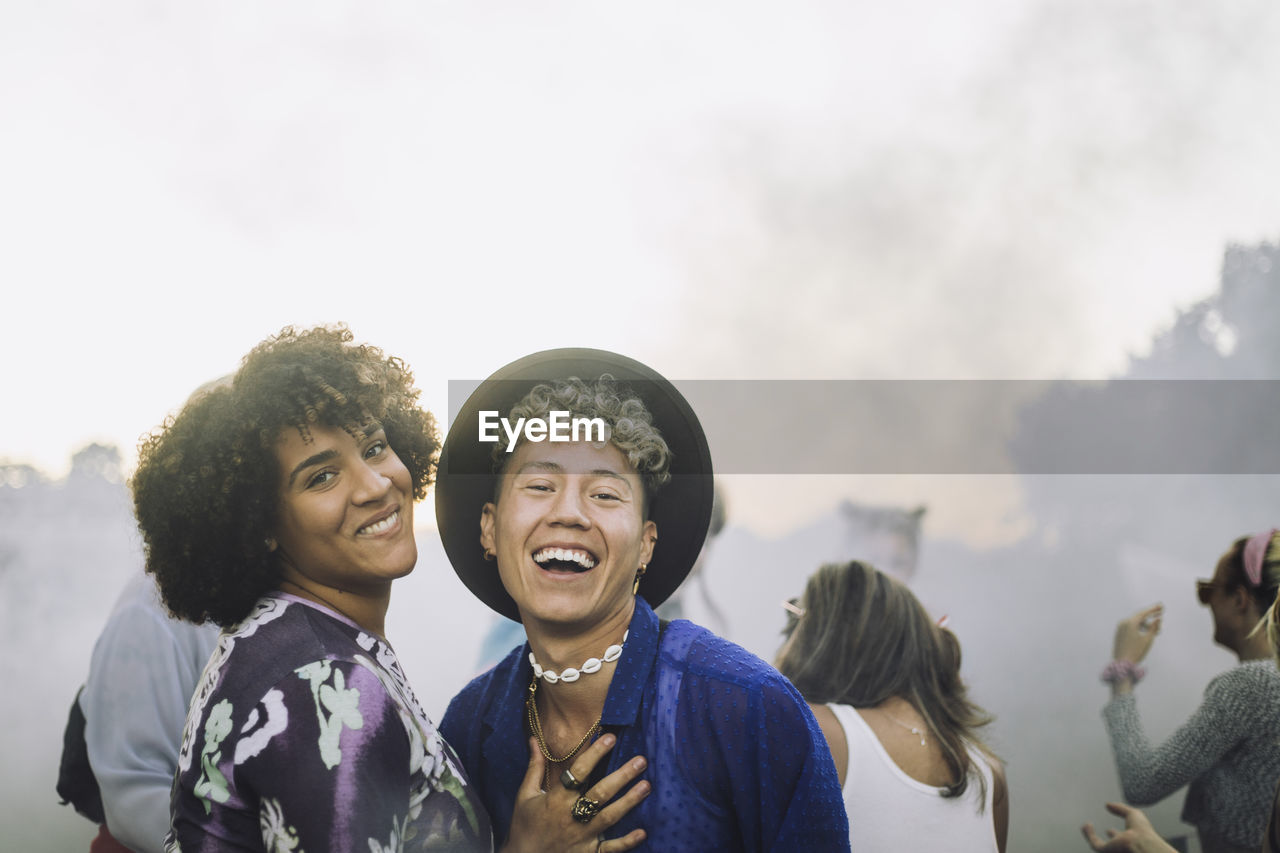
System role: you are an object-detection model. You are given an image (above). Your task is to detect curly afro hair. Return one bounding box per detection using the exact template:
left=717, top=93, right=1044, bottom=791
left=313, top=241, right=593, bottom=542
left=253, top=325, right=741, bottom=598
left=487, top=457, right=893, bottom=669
left=132, top=325, right=439, bottom=627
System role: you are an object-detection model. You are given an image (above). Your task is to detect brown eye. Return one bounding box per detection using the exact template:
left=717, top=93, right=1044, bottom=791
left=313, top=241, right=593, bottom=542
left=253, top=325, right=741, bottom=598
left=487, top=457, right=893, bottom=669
left=307, top=470, right=336, bottom=488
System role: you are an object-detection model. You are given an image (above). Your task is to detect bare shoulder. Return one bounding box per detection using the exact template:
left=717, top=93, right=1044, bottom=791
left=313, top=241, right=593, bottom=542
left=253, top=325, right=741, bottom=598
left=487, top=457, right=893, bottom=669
left=807, top=702, right=848, bottom=787
left=807, top=702, right=840, bottom=735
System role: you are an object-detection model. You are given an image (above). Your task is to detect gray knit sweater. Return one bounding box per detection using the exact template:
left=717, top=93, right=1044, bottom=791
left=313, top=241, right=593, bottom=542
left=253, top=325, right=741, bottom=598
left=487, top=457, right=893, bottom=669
left=1103, top=660, right=1280, bottom=850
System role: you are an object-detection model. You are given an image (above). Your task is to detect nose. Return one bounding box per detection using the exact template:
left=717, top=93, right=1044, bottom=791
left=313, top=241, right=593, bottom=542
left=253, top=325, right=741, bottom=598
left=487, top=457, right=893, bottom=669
left=548, top=482, right=590, bottom=528
left=351, top=458, right=393, bottom=505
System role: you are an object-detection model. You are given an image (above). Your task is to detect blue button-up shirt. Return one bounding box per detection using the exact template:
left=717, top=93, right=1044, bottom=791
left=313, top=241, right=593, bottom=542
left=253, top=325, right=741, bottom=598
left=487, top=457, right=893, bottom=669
left=441, top=598, right=850, bottom=851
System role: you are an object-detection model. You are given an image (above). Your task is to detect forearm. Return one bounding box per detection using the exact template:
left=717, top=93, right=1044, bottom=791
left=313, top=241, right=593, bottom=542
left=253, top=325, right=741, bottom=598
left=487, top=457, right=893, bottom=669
left=1102, top=695, right=1213, bottom=804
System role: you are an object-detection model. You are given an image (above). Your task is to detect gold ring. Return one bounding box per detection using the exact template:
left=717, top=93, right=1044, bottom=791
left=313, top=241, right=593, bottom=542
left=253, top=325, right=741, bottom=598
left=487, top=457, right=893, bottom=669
left=572, top=794, right=601, bottom=824
left=561, top=768, right=585, bottom=790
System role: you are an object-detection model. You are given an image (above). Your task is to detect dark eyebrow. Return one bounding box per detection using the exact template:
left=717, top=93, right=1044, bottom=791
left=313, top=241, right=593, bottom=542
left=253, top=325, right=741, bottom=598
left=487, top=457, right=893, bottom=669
left=288, top=449, right=339, bottom=488
left=513, top=460, right=564, bottom=476
left=588, top=468, right=631, bottom=486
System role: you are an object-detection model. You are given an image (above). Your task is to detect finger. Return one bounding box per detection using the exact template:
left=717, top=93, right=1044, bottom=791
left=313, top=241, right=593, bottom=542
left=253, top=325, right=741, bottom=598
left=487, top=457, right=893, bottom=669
left=562, top=733, right=618, bottom=791
left=1104, top=801, right=1134, bottom=819
left=586, top=755, right=648, bottom=805
left=598, top=829, right=647, bottom=853
left=516, top=737, right=547, bottom=800
left=1139, top=604, right=1163, bottom=623
left=591, top=776, right=651, bottom=831
left=1080, top=823, right=1106, bottom=850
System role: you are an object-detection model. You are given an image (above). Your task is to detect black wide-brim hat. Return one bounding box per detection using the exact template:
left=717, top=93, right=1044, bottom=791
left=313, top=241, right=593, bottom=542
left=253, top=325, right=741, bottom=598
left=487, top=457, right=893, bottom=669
left=435, top=348, right=714, bottom=621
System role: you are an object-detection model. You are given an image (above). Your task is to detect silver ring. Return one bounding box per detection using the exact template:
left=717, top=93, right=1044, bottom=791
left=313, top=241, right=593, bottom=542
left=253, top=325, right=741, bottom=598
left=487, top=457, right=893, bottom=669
left=561, top=767, right=585, bottom=791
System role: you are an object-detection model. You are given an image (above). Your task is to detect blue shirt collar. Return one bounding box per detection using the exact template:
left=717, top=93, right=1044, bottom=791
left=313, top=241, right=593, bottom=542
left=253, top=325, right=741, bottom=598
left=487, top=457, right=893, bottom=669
left=602, top=597, right=660, bottom=727
left=480, top=597, right=661, bottom=736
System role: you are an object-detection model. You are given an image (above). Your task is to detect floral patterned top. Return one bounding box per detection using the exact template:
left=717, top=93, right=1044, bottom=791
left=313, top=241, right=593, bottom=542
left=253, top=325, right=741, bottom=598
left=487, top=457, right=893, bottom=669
left=166, top=593, right=492, bottom=853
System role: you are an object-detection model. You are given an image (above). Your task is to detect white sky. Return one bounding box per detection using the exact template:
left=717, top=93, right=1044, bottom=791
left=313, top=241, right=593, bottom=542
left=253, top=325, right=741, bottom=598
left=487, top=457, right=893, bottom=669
left=3, top=0, right=1278, bottom=540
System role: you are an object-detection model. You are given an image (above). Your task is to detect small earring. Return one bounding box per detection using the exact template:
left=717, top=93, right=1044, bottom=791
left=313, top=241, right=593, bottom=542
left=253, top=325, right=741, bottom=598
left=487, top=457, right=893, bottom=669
left=484, top=548, right=495, bottom=562
left=265, top=538, right=277, bottom=552
left=633, top=562, right=647, bottom=595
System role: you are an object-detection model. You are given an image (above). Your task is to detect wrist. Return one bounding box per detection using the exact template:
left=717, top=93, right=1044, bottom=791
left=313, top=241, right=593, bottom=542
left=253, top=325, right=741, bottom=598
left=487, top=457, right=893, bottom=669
left=1100, top=659, right=1145, bottom=686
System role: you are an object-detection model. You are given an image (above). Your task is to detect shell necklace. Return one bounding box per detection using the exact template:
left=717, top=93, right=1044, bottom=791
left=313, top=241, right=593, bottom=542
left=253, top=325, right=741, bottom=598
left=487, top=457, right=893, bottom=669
left=528, top=631, right=628, bottom=684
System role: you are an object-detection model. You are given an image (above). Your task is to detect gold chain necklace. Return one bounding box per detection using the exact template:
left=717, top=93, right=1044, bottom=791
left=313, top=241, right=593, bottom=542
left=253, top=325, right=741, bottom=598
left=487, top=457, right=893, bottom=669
left=526, top=677, right=601, bottom=787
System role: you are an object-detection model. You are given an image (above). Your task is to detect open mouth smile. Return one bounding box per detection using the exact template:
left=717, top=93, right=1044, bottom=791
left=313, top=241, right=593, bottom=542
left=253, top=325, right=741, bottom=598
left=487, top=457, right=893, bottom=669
left=532, top=546, right=597, bottom=573
left=357, top=509, right=400, bottom=537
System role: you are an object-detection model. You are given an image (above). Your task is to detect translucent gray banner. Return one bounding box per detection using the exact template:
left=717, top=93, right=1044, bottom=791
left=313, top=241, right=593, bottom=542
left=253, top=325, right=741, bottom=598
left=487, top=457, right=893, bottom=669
left=447, top=379, right=1280, bottom=474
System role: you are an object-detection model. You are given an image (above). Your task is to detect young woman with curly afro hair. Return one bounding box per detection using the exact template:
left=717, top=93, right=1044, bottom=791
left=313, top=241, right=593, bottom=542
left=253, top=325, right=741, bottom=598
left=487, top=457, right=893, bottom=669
left=131, top=325, right=649, bottom=853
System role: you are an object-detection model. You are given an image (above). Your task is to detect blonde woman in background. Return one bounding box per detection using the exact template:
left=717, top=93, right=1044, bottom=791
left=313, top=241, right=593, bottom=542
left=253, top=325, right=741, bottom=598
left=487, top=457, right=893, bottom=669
left=775, top=560, right=1008, bottom=851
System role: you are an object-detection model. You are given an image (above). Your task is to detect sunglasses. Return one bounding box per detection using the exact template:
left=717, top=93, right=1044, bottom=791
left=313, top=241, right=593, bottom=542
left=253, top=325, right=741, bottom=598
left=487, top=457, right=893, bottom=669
left=779, top=597, right=951, bottom=627
left=1196, top=579, right=1235, bottom=605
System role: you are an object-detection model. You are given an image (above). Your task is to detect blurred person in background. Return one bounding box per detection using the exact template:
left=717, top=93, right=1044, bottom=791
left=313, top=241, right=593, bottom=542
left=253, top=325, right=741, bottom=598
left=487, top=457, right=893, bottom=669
left=775, top=559, right=1008, bottom=852
left=57, top=378, right=228, bottom=852
left=1084, top=533, right=1280, bottom=853
left=59, top=572, right=219, bottom=853
left=1094, top=529, right=1280, bottom=853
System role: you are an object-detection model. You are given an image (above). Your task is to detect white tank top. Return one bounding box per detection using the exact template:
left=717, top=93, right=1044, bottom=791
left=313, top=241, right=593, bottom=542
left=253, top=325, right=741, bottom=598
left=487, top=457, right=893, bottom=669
left=828, top=703, right=998, bottom=852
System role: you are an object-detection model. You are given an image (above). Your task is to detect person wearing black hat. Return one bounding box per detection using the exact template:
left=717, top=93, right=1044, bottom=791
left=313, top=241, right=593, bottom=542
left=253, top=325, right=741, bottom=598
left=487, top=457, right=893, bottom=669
left=438, top=349, right=849, bottom=852
left=130, top=328, right=648, bottom=853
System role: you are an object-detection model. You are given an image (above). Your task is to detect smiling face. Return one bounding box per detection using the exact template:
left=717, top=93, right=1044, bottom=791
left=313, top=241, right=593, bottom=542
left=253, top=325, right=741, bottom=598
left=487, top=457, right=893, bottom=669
left=480, top=439, right=656, bottom=632
left=271, top=422, right=417, bottom=597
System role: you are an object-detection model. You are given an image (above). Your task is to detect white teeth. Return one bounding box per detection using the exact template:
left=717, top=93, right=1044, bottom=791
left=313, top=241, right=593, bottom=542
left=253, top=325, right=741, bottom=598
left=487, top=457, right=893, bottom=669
left=359, top=511, right=398, bottom=536
left=532, top=547, right=596, bottom=569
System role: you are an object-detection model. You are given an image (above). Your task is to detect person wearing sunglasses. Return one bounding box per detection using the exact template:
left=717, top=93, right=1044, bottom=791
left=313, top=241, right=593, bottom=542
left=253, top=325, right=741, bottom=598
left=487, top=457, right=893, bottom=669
left=1096, top=530, right=1280, bottom=853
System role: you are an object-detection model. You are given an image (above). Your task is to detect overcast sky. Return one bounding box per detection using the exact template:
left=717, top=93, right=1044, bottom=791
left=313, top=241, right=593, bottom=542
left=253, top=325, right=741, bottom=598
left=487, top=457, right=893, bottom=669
left=3, top=0, right=1278, bottom=537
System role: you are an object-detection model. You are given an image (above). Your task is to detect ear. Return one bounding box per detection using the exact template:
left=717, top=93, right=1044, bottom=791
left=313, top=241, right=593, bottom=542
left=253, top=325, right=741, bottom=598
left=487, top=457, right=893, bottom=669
left=640, top=519, right=658, bottom=566
left=1230, top=585, right=1253, bottom=615
left=480, top=502, right=497, bottom=555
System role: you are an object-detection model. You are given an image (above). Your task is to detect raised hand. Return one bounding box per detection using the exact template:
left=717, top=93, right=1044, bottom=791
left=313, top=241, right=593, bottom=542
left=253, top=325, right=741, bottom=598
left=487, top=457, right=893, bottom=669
left=1113, top=604, right=1163, bottom=664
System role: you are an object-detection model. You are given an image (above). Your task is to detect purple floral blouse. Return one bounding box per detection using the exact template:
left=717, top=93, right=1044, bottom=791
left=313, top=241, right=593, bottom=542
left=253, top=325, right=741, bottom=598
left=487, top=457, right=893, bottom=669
left=167, top=593, right=492, bottom=852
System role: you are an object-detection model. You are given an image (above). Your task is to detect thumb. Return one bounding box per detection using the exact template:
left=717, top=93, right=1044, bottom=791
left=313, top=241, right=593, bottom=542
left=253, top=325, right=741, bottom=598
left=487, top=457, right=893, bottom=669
left=516, top=737, right=546, bottom=801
